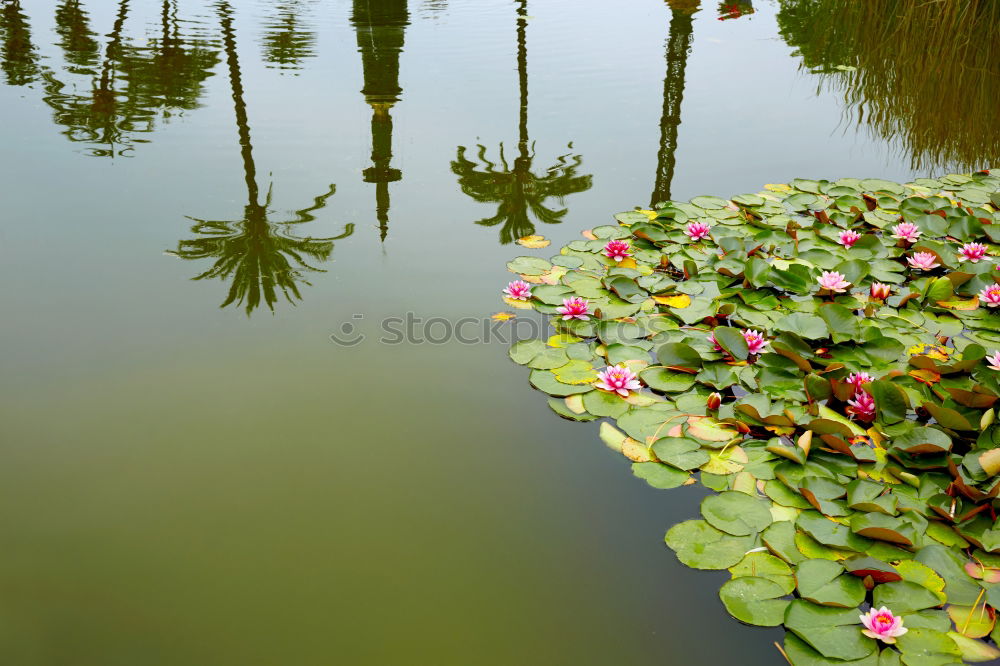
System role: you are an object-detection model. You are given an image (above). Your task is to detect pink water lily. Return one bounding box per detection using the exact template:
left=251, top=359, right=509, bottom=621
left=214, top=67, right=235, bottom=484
left=959, top=243, right=989, bottom=263
left=817, top=271, right=851, bottom=293
left=870, top=282, right=891, bottom=300
left=742, top=329, right=768, bottom=355
left=860, top=607, right=908, bottom=644
left=603, top=239, right=632, bottom=262
left=595, top=364, right=642, bottom=397
left=892, top=222, right=921, bottom=244
left=685, top=222, right=712, bottom=241
left=846, top=372, right=873, bottom=387
left=557, top=297, right=591, bottom=320
left=838, top=230, right=861, bottom=248
left=503, top=280, right=533, bottom=301
left=707, top=332, right=723, bottom=352
left=980, top=285, right=1000, bottom=307
left=907, top=252, right=940, bottom=271
left=847, top=389, right=876, bottom=421
left=987, top=352, right=1000, bottom=371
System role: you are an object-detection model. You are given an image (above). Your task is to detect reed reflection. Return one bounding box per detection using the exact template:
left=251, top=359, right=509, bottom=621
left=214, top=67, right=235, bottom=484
left=451, top=0, right=591, bottom=245
left=168, top=3, right=352, bottom=315
left=777, top=0, right=1000, bottom=172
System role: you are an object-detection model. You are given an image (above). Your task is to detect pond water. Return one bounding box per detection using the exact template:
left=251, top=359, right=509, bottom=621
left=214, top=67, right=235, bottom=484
left=0, top=0, right=996, bottom=664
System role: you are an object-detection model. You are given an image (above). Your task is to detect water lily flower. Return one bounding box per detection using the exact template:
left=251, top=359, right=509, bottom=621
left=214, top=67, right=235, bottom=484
left=742, top=329, right=769, bottom=355
left=707, top=332, right=723, bottom=352
left=685, top=222, right=712, bottom=241
left=838, top=230, right=861, bottom=248
left=817, top=271, right=851, bottom=293
left=595, top=364, right=642, bottom=397
left=959, top=242, right=989, bottom=263
left=847, top=389, right=876, bottom=421
left=980, top=285, right=1000, bottom=307
left=892, top=222, right=921, bottom=244
left=860, top=607, right=908, bottom=644
left=987, top=352, right=1000, bottom=371
left=870, top=282, right=891, bottom=300
left=503, top=280, right=533, bottom=301
left=603, top=239, right=632, bottom=262
left=707, top=392, right=723, bottom=410
left=557, top=297, right=591, bottom=320
left=846, top=372, right=873, bottom=387
left=907, top=252, right=940, bottom=271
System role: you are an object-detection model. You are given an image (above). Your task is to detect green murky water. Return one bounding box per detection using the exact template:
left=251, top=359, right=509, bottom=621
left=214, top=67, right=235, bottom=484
left=0, top=1, right=996, bottom=663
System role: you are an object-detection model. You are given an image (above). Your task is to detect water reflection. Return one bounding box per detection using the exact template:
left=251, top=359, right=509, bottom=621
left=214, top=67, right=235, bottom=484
left=168, top=2, right=353, bottom=315
left=40, top=0, right=219, bottom=157
left=54, top=0, right=100, bottom=74
left=352, top=0, right=408, bottom=241
left=261, top=1, right=317, bottom=71
left=451, top=0, right=591, bottom=244
left=651, top=0, right=699, bottom=207
left=716, top=1, right=753, bottom=21
left=0, top=0, right=39, bottom=85
left=777, top=0, right=1000, bottom=172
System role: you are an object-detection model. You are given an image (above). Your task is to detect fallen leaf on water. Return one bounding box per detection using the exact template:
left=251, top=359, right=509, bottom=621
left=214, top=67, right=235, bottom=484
left=491, top=311, right=517, bottom=320
left=516, top=234, right=551, bottom=249
left=654, top=293, right=692, bottom=308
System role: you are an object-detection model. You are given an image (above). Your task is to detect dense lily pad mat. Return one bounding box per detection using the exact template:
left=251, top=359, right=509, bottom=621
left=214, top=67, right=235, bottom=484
left=504, top=171, right=1000, bottom=664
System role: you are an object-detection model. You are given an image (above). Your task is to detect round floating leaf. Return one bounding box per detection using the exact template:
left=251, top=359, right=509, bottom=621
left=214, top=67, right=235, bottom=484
left=691, top=195, right=729, bottom=209
left=656, top=342, right=703, bottom=369
left=795, top=559, right=866, bottom=608
left=729, top=552, right=795, bottom=594
left=509, top=339, right=546, bottom=365
left=631, top=462, right=689, bottom=490
left=947, top=631, right=1000, bottom=662
left=712, top=326, right=750, bottom=361
left=552, top=360, right=598, bottom=385
left=701, top=491, right=773, bottom=536
left=895, top=628, right=960, bottom=666
left=651, top=437, right=710, bottom=471
left=506, top=256, right=552, bottom=275
left=782, top=633, right=880, bottom=666
left=528, top=370, right=594, bottom=397
left=844, top=556, right=902, bottom=584
left=872, top=581, right=943, bottom=614
left=664, top=520, right=755, bottom=570
left=946, top=604, right=996, bottom=639
left=719, top=576, right=790, bottom=627
left=639, top=368, right=696, bottom=393
left=784, top=599, right=878, bottom=661
left=582, top=389, right=629, bottom=418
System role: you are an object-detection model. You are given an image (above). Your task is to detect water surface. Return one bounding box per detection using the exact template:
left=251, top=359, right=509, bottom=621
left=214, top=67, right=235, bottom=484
left=0, top=0, right=996, bottom=663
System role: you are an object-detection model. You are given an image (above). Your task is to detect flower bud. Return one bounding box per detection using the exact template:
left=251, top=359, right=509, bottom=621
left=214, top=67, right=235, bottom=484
left=870, top=282, right=891, bottom=300
left=707, top=392, right=722, bottom=410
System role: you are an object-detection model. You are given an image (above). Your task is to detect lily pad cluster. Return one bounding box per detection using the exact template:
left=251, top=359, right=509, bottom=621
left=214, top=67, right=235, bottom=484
left=504, top=171, right=1000, bottom=664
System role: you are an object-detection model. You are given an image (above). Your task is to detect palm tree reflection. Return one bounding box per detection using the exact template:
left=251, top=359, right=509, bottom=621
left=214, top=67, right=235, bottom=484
left=54, top=0, right=100, bottom=74
left=0, top=0, right=39, bottom=86
left=261, top=1, right=317, bottom=71
left=451, top=0, right=591, bottom=245
left=168, top=3, right=352, bottom=315
left=40, top=0, right=218, bottom=157
left=651, top=0, right=699, bottom=206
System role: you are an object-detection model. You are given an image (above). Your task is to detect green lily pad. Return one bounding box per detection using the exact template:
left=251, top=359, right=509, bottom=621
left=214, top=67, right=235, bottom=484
left=665, top=520, right=755, bottom=570
left=784, top=600, right=878, bottom=661
left=719, top=576, right=790, bottom=627
left=701, top=491, right=773, bottom=536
